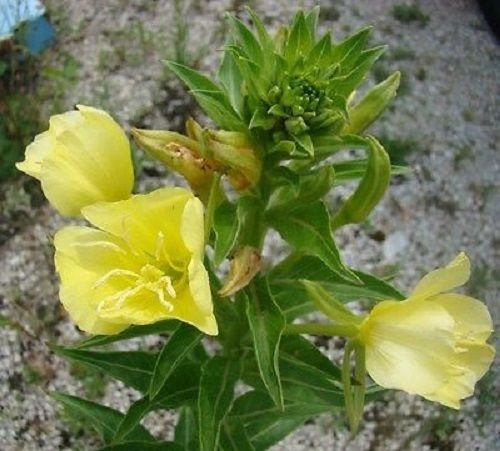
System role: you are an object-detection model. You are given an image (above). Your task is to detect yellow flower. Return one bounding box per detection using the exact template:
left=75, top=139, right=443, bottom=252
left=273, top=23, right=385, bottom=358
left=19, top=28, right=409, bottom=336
left=358, top=253, right=495, bottom=408
left=16, top=105, right=134, bottom=216
left=53, top=187, right=217, bottom=336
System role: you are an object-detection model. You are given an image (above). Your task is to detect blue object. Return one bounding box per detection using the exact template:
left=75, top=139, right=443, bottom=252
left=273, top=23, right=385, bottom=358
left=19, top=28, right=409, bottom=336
left=0, top=0, right=56, bottom=54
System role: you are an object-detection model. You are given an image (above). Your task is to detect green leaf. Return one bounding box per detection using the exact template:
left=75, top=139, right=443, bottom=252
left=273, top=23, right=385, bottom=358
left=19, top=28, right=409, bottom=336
left=333, top=46, right=386, bottom=97
left=51, top=392, right=154, bottom=444
left=227, top=15, right=263, bottom=66
left=242, top=337, right=344, bottom=408
left=218, top=51, right=244, bottom=115
left=285, top=11, right=313, bottom=63
left=149, top=323, right=202, bottom=399
left=267, top=201, right=358, bottom=283
left=331, top=26, right=371, bottom=66
left=280, top=335, right=342, bottom=381
left=163, top=61, right=243, bottom=130
left=99, top=442, right=184, bottom=451
left=53, top=347, right=155, bottom=393
left=267, top=166, right=335, bottom=213
left=175, top=406, right=198, bottom=450
left=245, top=278, right=285, bottom=409
left=213, top=201, right=241, bottom=266
left=198, top=356, right=241, bottom=451
left=112, top=397, right=152, bottom=444
left=154, top=363, right=201, bottom=408
left=229, top=391, right=330, bottom=449
left=76, top=320, right=179, bottom=349
left=219, top=416, right=255, bottom=451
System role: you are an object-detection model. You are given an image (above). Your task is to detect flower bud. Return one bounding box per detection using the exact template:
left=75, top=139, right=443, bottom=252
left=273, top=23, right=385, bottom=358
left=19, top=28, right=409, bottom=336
left=342, top=72, right=400, bottom=135
left=131, top=128, right=217, bottom=201
left=219, top=246, right=262, bottom=297
left=16, top=105, right=134, bottom=216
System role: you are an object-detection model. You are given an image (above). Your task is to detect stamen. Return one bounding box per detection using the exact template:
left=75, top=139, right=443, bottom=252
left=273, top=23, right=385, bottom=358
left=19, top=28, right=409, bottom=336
left=75, top=240, right=126, bottom=254
left=93, top=269, right=140, bottom=289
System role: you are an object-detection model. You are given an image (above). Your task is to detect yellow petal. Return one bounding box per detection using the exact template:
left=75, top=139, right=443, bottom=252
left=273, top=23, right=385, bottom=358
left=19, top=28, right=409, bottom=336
left=432, top=293, right=493, bottom=342
left=54, top=226, right=136, bottom=334
left=181, top=197, right=205, bottom=258
left=18, top=106, right=134, bottom=216
left=188, top=258, right=213, bottom=316
left=15, top=131, right=54, bottom=179
left=410, top=252, right=470, bottom=301
left=82, top=187, right=192, bottom=258
left=424, top=342, right=495, bottom=409
left=360, top=299, right=456, bottom=395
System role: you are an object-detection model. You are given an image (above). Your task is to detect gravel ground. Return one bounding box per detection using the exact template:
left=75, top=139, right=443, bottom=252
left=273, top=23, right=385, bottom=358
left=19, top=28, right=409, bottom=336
left=1, top=0, right=499, bottom=450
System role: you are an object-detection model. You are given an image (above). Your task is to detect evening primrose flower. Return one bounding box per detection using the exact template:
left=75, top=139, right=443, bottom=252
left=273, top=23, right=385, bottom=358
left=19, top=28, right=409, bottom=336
left=16, top=105, right=134, bottom=216
left=358, top=253, right=495, bottom=408
left=54, top=187, right=217, bottom=336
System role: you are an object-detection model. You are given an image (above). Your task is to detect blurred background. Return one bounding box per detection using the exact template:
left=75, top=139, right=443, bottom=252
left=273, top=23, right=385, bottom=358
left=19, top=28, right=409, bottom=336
left=0, top=0, right=498, bottom=449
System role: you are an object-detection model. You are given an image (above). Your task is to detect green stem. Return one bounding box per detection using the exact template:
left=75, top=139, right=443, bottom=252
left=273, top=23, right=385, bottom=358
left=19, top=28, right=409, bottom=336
left=353, top=343, right=366, bottom=433
left=283, top=323, right=358, bottom=337
left=204, top=173, right=221, bottom=243
left=342, top=340, right=357, bottom=432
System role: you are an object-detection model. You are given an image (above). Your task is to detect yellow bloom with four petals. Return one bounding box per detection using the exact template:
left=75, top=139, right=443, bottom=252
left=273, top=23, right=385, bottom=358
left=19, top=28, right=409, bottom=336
left=54, top=187, right=217, bottom=336
left=358, top=253, right=495, bottom=408
left=16, top=105, right=134, bottom=216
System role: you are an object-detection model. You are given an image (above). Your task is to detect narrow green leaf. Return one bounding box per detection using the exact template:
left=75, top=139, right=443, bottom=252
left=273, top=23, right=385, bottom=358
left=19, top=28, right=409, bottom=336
left=280, top=335, right=342, bottom=382
left=154, top=363, right=201, bottom=409
left=163, top=61, right=243, bottom=130
left=99, top=442, right=184, bottom=451
left=229, top=391, right=330, bottom=449
left=53, top=347, right=155, bottom=393
left=330, top=26, right=371, bottom=66
left=218, top=51, right=244, bottom=115
left=51, top=393, right=154, bottom=444
left=285, top=12, right=313, bottom=62
left=76, top=320, right=178, bottom=349
left=198, top=356, right=241, bottom=451
left=112, top=397, right=152, bottom=444
left=149, top=323, right=202, bottom=399
left=227, top=15, right=263, bottom=65
left=270, top=255, right=405, bottom=301
left=219, top=416, right=255, bottom=451
left=245, top=278, right=285, bottom=409
left=175, top=406, right=198, bottom=450
left=213, top=201, right=241, bottom=266
left=267, top=201, right=359, bottom=283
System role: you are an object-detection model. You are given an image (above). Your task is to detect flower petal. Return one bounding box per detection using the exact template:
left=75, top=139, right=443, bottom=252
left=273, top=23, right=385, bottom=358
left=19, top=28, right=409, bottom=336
left=432, top=293, right=493, bottom=342
left=410, top=252, right=470, bottom=301
left=15, top=131, right=54, bottom=179
left=54, top=226, right=136, bottom=334
left=424, top=342, right=495, bottom=409
left=82, top=188, right=192, bottom=258
left=181, top=197, right=205, bottom=258
left=361, top=299, right=456, bottom=395
left=188, top=258, right=213, bottom=316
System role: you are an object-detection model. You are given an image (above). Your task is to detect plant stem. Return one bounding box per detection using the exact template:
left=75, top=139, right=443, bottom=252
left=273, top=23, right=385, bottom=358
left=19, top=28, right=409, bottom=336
left=283, top=322, right=358, bottom=337
left=342, top=340, right=357, bottom=433
left=353, top=343, right=366, bottom=432
left=204, top=173, right=221, bottom=243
